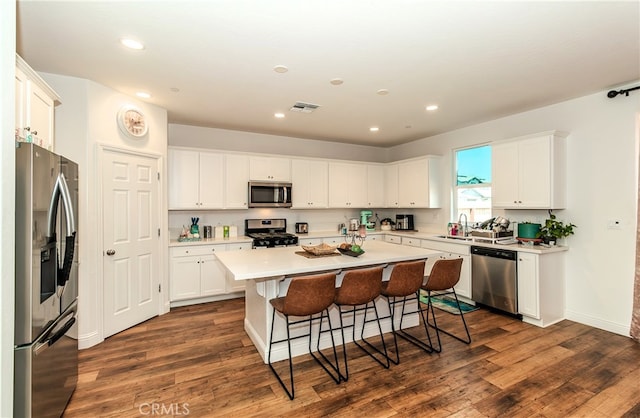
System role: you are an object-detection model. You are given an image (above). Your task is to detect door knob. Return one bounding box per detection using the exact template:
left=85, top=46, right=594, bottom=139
left=106, top=249, right=116, bottom=256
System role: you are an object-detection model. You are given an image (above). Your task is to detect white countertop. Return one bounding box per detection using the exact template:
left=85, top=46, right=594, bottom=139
left=216, top=240, right=443, bottom=281
left=169, top=236, right=253, bottom=247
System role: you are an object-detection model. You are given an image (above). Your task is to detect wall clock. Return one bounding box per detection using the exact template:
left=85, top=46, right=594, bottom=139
left=117, top=105, right=148, bottom=138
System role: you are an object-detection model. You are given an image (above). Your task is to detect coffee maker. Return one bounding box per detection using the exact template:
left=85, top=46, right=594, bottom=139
left=395, top=214, right=414, bottom=231
left=360, top=210, right=375, bottom=231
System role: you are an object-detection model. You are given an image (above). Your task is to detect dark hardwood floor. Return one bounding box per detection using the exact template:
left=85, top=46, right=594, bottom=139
left=63, top=298, right=640, bottom=417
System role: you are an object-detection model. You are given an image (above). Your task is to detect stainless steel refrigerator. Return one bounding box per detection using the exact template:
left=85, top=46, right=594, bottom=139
left=14, top=143, right=79, bottom=418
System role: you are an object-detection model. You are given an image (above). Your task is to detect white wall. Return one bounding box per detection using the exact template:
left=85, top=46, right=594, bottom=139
left=40, top=73, right=169, bottom=348
left=0, top=2, right=16, bottom=415
left=169, top=124, right=388, bottom=163
left=388, top=86, right=640, bottom=335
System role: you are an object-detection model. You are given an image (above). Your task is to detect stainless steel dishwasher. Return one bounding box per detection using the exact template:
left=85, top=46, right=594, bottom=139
left=471, top=246, right=518, bottom=314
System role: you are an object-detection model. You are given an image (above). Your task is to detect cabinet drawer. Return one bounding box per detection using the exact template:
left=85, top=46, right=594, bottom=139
left=299, top=238, right=323, bottom=246
left=385, top=235, right=402, bottom=244
left=421, top=239, right=470, bottom=255
left=171, top=245, right=224, bottom=257
left=402, top=237, right=421, bottom=247
left=227, top=242, right=251, bottom=251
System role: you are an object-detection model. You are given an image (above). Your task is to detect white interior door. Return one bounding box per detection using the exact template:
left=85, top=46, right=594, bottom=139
left=102, top=149, right=160, bottom=338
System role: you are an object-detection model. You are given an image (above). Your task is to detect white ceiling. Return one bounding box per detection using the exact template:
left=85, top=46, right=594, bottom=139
left=16, top=1, right=640, bottom=147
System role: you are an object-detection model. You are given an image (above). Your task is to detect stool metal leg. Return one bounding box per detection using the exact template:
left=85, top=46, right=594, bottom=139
left=310, top=309, right=341, bottom=384
left=424, top=289, right=471, bottom=351
left=268, top=308, right=295, bottom=400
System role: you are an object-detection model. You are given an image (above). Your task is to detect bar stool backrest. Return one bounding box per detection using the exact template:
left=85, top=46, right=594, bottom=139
left=383, top=260, right=426, bottom=297
left=336, top=266, right=384, bottom=305
left=281, top=273, right=337, bottom=316
left=423, top=258, right=463, bottom=291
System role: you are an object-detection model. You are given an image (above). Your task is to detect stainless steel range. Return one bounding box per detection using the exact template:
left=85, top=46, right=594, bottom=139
left=245, top=218, right=299, bottom=248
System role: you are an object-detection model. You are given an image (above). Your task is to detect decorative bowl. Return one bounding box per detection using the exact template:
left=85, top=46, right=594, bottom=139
left=337, top=248, right=365, bottom=257
left=301, top=243, right=338, bottom=255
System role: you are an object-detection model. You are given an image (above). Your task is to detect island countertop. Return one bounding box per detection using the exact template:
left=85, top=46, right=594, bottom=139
left=216, top=240, right=443, bottom=281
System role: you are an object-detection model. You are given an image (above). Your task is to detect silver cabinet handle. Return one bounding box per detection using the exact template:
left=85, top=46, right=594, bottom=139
left=106, top=249, right=116, bottom=256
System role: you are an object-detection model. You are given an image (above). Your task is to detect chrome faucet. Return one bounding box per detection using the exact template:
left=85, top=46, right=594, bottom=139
left=458, top=213, right=468, bottom=237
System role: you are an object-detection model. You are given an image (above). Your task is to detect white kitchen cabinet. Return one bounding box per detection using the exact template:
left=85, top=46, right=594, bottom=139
left=323, top=236, right=347, bottom=246
left=291, top=159, right=328, bottom=208
left=385, top=235, right=402, bottom=244
left=421, top=240, right=472, bottom=299
left=517, top=251, right=565, bottom=326
left=249, top=156, right=291, bottom=181
left=224, top=154, right=249, bottom=209
left=298, top=237, right=323, bottom=246
left=492, top=131, right=568, bottom=209
left=401, top=237, right=422, bottom=247
left=384, top=164, right=399, bottom=208
left=397, top=156, right=441, bottom=208
left=170, top=245, right=226, bottom=301
left=168, top=149, right=224, bottom=210
left=15, top=55, right=60, bottom=151
left=366, top=164, right=386, bottom=208
left=328, top=162, right=367, bottom=208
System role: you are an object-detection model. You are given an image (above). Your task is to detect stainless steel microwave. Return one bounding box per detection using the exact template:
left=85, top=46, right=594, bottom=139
left=248, top=181, right=292, bottom=208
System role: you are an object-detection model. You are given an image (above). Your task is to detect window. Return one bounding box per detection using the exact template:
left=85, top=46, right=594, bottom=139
left=455, top=145, right=492, bottom=224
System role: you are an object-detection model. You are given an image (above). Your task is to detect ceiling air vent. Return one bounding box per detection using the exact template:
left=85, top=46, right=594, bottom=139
left=290, top=101, right=321, bottom=113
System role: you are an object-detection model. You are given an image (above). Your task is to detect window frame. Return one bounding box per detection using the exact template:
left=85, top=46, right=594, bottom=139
left=452, top=143, right=492, bottom=224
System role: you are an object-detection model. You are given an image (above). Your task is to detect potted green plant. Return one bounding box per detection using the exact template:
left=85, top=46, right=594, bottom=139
left=536, top=211, right=576, bottom=245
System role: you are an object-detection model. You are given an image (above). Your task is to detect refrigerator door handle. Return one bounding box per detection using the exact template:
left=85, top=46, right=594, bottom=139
left=32, top=304, right=77, bottom=355
left=46, top=172, right=77, bottom=286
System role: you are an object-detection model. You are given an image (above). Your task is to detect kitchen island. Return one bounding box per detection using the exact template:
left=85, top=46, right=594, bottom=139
left=216, top=240, right=443, bottom=362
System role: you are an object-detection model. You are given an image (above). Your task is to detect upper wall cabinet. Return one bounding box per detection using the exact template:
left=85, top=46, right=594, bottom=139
left=291, top=159, right=328, bottom=209
left=366, top=164, right=386, bottom=208
left=384, top=164, right=399, bottom=208
left=15, top=55, right=61, bottom=151
left=328, top=162, right=367, bottom=208
left=393, top=156, right=442, bottom=208
left=168, top=148, right=248, bottom=210
left=168, top=149, right=224, bottom=209
left=249, top=156, right=291, bottom=181
left=492, top=131, right=568, bottom=209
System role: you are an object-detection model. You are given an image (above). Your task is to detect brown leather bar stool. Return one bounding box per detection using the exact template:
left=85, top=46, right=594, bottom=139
left=380, top=259, right=434, bottom=364
left=334, top=266, right=389, bottom=381
left=421, top=258, right=471, bottom=353
left=268, top=272, right=340, bottom=400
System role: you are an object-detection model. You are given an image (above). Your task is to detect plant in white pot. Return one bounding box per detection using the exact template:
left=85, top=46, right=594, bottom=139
left=536, top=210, right=576, bottom=245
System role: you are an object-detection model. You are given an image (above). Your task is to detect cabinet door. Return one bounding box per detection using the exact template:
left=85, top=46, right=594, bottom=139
left=198, top=152, right=224, bottom=208
left=200, top=252, right=226, bottom=296
left=224, top=154, right=249, bottom=209
left=328, top=163, right=366, bottom=207
left=249, top=156, right=291, bottom=181
left=492, top=141, right=520, bottom=208
left=224, top=244, right=248, bottom=292
left=15, top=67, right=26, bottom=133
left=398, top=158, right=429, bottom=207
left=170, top=255, right=202, bottom=301
left=168, top=149, right=200, bottom=209
left=384, top=164, right=399, bottom=208
left=366, top=164, right=385, bottom=207
left=453, top=254, right=472, bottom=298
left=517, top=252, right=539, bottom=318
left=518, top=136, right=551, bottom=208
left=291, top=159, right=328, bottom=208
left=26, top=80, right=55, bottom=149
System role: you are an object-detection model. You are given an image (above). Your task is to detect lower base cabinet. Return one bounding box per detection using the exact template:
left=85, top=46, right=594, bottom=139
left=170, top=243, right=249, bottom=305
left=517, top=251, right=565, bottom=327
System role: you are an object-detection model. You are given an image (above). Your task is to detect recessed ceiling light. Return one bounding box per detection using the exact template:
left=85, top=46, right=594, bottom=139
left=274, top=112, right=285, bottom=118
left=273, top=65, right=289, bottom=73
left=170, top=87, right=180, bottom=93
left=377, top=89, right=389, bottom=95
left=370, top=127, right=379, bottom=132
left=330, top=78, right=344, bottom=86
left=136, top=92, right=151, bottom=99
left=426, top=104, right=439, bottom=111
left=120, top=38, right=144, bottom=50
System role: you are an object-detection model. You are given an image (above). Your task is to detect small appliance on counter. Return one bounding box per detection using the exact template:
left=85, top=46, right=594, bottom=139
left=360, top=210, right=375, bottom=231
left=395, top=214, right=415, bottom=231
left=295, top=222, right=308, bottom=234
left=348, top=218, right=360, bottom=231
left=203, top=225, right=213, bottom=238
left=380, top=218, right=394, bottom=231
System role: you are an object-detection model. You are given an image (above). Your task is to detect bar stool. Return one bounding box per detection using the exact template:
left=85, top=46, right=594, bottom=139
left=268, top=272, right=341, bottom=400
left=421, top=258, right=471, bottom=353
left=334, top=266, right=389, bottom=381
left=380, top=259, right=434, bottom=364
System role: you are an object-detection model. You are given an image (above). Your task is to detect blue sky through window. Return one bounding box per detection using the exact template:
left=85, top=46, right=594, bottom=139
left=456, top=145, right=491, bottom=185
